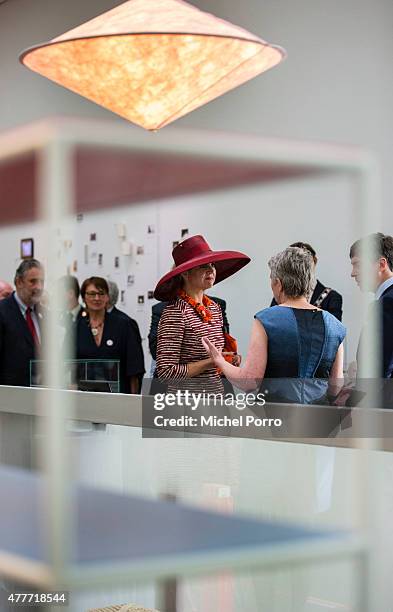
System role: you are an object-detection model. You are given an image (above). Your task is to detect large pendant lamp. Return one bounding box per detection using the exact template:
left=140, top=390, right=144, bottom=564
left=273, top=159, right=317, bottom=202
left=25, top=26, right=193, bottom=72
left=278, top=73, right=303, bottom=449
left=20, top=0, right=286, bottom=131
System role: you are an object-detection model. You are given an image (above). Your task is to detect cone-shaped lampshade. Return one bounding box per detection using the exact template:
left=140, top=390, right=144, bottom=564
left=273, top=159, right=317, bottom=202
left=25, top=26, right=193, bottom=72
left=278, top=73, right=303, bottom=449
left=20, top=0, right=286, bottom=130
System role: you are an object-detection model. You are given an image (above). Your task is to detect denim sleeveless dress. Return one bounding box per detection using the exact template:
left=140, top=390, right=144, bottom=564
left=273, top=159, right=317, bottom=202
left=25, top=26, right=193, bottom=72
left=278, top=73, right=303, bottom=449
left=255, top=306, right=346, bottom=404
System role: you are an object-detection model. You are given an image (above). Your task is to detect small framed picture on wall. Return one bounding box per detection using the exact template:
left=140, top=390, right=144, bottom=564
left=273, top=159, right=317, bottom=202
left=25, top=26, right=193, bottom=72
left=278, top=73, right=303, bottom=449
left=20, top=238, right=34, bottom=259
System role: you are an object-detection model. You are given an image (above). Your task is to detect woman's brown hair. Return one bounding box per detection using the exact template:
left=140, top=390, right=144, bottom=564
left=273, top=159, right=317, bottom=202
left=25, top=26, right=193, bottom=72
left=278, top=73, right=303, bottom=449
left=80, top=276, right=109, bottom=300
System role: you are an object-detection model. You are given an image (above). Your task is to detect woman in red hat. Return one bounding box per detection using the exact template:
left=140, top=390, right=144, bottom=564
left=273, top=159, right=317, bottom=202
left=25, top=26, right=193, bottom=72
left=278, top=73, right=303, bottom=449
left=154, top=235, right=250, bottom=394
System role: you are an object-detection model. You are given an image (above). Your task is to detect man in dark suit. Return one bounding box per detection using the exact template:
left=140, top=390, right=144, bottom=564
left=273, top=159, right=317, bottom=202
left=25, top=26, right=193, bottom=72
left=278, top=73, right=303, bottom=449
left=0, top=259, right=45, bottom=387
left=148, top=295, right=229, bottom=361
left=350, top=233, right=393, bottom=379
left=58, top=275, right=82, bottom=324
left=271, top=242, right=343, bottom=320
left=107, top=280, right=145, bottom=392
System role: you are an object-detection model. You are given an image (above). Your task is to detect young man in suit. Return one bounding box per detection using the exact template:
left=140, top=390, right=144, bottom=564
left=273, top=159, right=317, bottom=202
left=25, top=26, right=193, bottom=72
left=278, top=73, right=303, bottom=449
left=0, top=259, right=45, bottom=387
left=350, top=233, right=393, bottom=379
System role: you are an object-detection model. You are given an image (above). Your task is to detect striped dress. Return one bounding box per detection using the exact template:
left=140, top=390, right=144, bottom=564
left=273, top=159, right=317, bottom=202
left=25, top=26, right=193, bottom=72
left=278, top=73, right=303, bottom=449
left=156, top=296, right=225, bottom=394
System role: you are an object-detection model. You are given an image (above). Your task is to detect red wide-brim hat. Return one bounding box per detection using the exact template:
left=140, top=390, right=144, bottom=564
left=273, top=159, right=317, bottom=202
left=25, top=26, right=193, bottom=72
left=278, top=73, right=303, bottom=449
left=154, top=235, right=250, bottom=301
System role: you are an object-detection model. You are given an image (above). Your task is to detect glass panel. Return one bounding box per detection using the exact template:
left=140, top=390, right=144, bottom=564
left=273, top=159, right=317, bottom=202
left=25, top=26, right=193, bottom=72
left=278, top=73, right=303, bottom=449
left=30, top=359, right=120, bottom=393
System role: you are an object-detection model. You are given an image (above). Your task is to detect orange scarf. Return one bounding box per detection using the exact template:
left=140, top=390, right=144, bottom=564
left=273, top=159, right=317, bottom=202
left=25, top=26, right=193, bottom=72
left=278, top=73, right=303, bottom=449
left=178, top=289, right=239, bottom=372
left=178, top=289, right=213, bottom=323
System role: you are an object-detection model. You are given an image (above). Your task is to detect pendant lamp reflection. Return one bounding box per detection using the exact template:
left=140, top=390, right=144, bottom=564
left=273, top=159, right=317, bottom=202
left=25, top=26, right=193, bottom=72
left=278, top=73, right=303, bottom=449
left=20, top=0, right=286, bottom=131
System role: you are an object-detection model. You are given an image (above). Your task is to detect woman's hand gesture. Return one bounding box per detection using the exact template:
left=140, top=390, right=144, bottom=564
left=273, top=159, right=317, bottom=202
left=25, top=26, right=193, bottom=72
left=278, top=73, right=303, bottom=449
left=202, top=336, right=225, bottom=366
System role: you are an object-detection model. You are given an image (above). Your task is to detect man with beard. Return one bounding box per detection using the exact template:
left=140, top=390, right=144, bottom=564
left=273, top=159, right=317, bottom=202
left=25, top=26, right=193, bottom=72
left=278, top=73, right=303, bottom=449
left=0, top=259, right=45, bottom=387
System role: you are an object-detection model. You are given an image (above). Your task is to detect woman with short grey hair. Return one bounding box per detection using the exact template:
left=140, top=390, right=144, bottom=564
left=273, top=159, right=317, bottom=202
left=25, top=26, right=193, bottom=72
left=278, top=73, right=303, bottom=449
left=204, top=247, right=346, bottom=404
left=268, top=247, right=315, bottom=300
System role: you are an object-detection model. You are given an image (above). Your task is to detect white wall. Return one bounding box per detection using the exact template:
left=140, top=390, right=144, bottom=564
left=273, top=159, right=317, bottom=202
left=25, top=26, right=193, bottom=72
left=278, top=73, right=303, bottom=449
left=1, top=0, right=392, bottom=225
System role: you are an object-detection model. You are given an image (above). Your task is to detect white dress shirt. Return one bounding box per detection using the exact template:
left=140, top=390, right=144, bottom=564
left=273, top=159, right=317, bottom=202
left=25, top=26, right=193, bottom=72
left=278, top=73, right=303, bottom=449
left=375, top=276, right=393, bottom=301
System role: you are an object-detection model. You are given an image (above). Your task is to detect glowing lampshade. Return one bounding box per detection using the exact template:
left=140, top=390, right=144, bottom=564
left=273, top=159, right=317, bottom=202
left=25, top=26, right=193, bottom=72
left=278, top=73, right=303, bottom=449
left=20, top=0, right=286, bottom=131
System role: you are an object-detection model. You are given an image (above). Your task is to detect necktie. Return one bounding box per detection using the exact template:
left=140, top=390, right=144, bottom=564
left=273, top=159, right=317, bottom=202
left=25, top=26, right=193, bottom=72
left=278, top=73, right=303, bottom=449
left=26, top=307, right=40, bottom=346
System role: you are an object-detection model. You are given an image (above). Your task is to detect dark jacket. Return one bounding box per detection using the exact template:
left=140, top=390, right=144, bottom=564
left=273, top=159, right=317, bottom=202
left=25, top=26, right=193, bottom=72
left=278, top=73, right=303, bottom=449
left=108, top=306, right=145, bottom=391
left=148, top=296, right=229, bottom=360
left=0, top=294, right=44, bottom=387
left=270, top=279, right=343, bottom=321
left=109, top=306, right=144, bottom=343
left=357, top=284, right=393, bottom=379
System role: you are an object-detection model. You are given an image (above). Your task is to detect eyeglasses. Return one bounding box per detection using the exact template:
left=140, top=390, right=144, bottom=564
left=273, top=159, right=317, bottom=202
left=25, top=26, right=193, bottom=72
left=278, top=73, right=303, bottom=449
left=85, top=291, right=106, bottom=298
